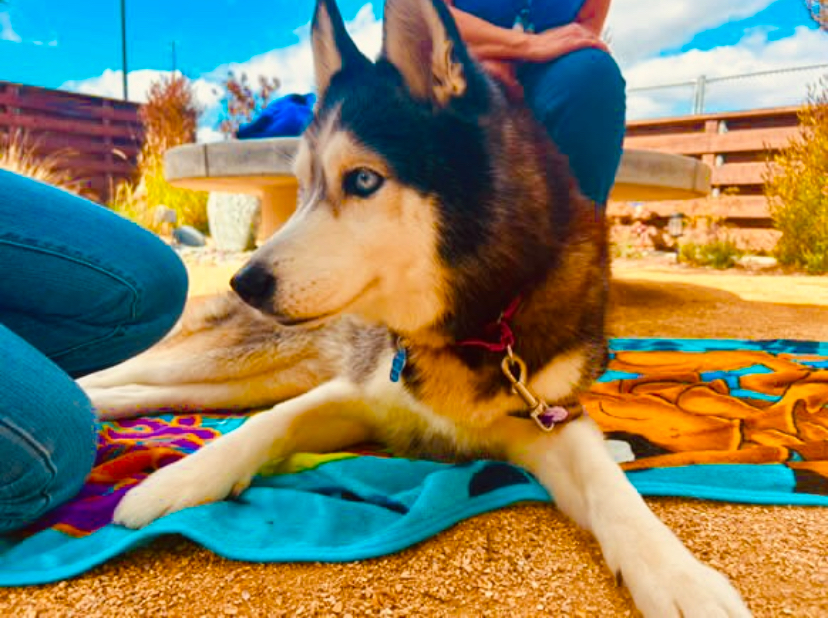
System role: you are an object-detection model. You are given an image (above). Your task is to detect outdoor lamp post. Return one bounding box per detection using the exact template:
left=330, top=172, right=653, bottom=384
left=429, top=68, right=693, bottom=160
left=668, top=212, right=685, bottom=244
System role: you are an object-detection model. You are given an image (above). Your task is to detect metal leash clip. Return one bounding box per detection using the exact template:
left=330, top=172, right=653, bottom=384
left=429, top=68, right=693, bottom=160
left=501, top=347, right=568, bottom=432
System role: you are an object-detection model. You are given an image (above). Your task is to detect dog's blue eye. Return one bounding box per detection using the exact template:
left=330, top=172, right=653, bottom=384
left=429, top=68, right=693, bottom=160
left=344, top=168, right=384, bottom=198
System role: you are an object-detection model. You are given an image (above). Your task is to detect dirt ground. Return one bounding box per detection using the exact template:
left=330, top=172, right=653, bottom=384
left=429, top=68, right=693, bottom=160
left=3, top=259, right=828, bottom=617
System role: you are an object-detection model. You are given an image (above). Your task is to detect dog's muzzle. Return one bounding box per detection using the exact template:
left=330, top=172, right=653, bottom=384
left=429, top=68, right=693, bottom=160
left=231, top=263, right=276, bottom=310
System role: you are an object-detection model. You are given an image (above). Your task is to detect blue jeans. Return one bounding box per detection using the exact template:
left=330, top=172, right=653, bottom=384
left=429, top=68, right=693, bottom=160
left=519, top=48, right=627, bottom=206
left=0, top=170, right=188, bottom=533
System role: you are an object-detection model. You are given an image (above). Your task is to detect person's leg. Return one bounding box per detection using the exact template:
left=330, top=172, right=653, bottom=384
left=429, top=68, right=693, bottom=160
left=0, top=170, right=187, bottom=531
left=0, top=324, right=98, bottom=533
left=518, top=48, right=627, bottom=207
left=0, top=170, right=189, bottom=377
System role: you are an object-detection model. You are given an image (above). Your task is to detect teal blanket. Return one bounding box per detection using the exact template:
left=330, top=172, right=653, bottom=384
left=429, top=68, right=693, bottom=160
left=2, top=338, right=827, bottom=587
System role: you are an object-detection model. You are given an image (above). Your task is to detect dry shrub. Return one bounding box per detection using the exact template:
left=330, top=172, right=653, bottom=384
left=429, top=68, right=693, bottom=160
left=110, top=74, right=208, bottom=232
left=218, top=71, right=281, bottom=138
left=0, top=130, right=81, bottom=194
left=804, top=1, right=827, bottom=29
left=765, top=75, right=828, bottom=274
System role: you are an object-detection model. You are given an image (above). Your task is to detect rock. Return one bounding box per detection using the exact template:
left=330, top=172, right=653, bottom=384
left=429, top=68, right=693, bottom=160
left=153, top=204, right=178, bottom=226
left=737, top=255, right=778, bottom=270
left=173, top=225, right=207, bottom=247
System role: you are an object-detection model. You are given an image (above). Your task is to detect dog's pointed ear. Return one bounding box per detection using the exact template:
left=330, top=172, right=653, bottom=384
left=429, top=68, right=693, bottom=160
left=312, top=0, right=370, bottom=99
left=381, top=0, right=475, bottom=105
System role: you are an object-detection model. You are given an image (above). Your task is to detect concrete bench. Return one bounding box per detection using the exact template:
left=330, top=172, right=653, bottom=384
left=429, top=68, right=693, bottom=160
left=164, top=138, right=711, bottom=241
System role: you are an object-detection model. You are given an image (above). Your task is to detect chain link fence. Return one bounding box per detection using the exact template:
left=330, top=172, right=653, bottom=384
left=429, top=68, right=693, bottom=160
left=627, top=63, right=828, bottom=120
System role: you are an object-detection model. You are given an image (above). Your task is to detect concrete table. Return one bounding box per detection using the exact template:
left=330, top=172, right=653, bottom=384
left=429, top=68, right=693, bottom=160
left=609, top=148, right=711, bottom=202
left=164, top=138, right=301, bottom=243
left=165, top=139, right=711, bottom=242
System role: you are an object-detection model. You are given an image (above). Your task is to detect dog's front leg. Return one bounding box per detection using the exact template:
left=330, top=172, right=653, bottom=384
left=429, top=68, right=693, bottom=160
left=503, top=415, right=751, bottom=618
left=113, top=379, right=370, bottom=529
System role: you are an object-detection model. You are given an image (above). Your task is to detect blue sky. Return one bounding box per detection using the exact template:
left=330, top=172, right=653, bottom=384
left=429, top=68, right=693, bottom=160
left=1, top=0, right=825, bottom=129
left=673, top=1, right=819, bottom=52
left=0, top=0, right=379, bottom=90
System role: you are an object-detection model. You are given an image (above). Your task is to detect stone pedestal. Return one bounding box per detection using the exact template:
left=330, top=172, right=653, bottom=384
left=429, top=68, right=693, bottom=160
left=207, top=192, right=261, bottom=252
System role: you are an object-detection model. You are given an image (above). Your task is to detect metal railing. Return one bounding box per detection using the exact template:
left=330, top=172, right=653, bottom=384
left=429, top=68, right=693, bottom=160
left=627, top=63, right=828, bottom=119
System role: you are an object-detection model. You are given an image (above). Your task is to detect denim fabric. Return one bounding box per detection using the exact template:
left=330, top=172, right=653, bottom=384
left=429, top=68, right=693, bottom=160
left=519, top=48, right=627, bottom=206
left=0, top=170, right=188, bottom=532
left=452, top=1, right=626, bottom=206
left=0, top=324, right=98, bottom=533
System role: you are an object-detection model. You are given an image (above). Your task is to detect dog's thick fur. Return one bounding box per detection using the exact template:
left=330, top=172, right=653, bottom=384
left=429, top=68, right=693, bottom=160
left=79, top=1, right=751, bottom=615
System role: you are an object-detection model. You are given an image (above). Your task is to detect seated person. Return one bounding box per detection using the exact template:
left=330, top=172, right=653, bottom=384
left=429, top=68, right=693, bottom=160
left=446, top=0, right=626, bottom=207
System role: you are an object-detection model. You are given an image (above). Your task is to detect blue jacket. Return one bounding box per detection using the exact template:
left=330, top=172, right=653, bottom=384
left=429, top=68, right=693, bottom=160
left=237, top=93, right=317, bottom=140
left=453, top=0, right=584, bottom=32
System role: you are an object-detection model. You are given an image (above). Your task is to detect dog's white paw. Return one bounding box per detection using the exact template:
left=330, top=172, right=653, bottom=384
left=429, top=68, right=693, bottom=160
left=113, top=438, right=256, bottom=529
left=621, top=547, right=751, bottom=618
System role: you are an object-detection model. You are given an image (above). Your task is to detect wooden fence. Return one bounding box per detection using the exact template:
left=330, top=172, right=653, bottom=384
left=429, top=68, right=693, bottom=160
left=609, top=106, right=804, bottom=250
left=0, top=81, right=143, bottom=203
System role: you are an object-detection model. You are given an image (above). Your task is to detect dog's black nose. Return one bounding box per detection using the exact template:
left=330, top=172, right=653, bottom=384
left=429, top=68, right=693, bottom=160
left=231, top=263, right=276, bottom=308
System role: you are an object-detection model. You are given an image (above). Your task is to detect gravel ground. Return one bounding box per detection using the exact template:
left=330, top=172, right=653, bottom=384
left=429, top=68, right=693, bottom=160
left=2, top=256, right=828, bottom=617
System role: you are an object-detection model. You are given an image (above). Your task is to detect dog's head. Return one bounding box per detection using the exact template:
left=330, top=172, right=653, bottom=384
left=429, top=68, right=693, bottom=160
left=231, top=0, right=552, bottom=333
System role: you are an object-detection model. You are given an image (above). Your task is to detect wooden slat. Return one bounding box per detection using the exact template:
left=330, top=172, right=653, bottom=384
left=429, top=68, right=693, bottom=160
left=0, top=81, right=143, bottom=202
left=608, top=195, right=770, bottom=220
left=711, top=162, right=772, bottom=186
left=65, top=157, right=137, bottom=176
left=0, top=92, right=141, bottom=124
left=624, top=126, right=802, bottom=156
left=626, top=105, right=801, bottom=129
left=707, top=127, right=801, bottom=153
left=0, top=112, right=140, bottom=140
left=624, top=132, right=712, bottom=155
left=17, top=133, right=141, bottom=160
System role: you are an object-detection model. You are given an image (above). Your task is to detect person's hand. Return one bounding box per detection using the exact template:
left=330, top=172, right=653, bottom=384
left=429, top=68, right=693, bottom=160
left=480, top=59, right=524, bottom=101
left=523, top=23, right=609, bottom=63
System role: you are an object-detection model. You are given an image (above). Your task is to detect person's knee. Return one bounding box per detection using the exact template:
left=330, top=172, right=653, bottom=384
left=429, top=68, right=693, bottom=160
left=130, top=238, right=189, bottom=339
left=0, top=376, right=97, bottom=533
left=522, top=49, right=627, bottom=205
left=68, top=234, right=188, bottom=375
left=568, top=48, right=625, bottom=102
left=528, top=48, right=626, bottom=116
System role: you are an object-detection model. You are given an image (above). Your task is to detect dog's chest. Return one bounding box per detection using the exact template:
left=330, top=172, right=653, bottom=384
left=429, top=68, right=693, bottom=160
left=358, top=351, right=507, bottom=460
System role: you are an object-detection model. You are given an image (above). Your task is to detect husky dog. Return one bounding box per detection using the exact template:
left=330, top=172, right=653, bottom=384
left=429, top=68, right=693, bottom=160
left=80, top=0, right=750, bottom=615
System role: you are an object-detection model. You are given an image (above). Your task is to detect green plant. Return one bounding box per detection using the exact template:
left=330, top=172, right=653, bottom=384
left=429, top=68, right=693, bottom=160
left=109, top=74, right=209, bottom=233
left=0, top=130, right=81, bottom=193
left=678, top=236, right=744, bottom=269
left=764, top=75, right=828, bottom=274
left=674, top=205, right=745, bottom=269
left=217, top=71, right=281, bottom=138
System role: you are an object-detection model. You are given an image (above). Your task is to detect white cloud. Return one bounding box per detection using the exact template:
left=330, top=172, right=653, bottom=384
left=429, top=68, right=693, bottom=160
left=60, top=5, right=381, bottom=136
left=61, top=68, right=222, bottom=111
left=206, top=3, right=382, bottom=96
left=197, top=125, right=225, bottom=144
left=0, top=12, right=21, bottom=43
left=625, top=26, right=828, bottom=119
left=60, top=0, right=826, bottom=130
left=605, top=0, right=778, bottom=66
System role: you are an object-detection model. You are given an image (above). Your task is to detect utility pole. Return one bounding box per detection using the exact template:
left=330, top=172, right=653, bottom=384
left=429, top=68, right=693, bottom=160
left=120, top=0, right=129, bottom=100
